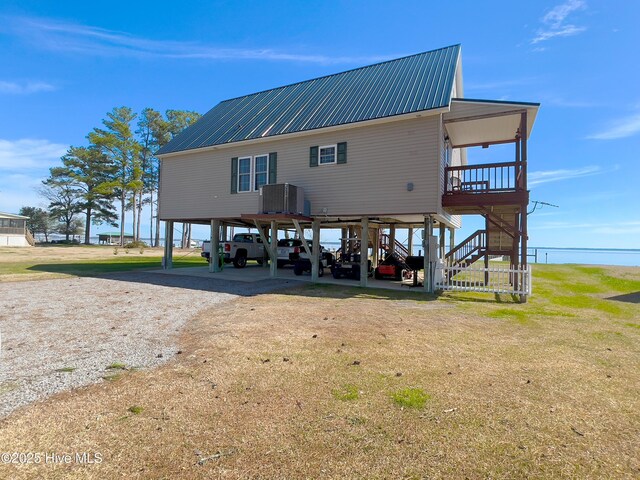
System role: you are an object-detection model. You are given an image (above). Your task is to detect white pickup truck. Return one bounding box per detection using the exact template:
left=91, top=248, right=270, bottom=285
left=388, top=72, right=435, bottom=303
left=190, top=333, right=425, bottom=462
left=201, top=233, right=266, bottom=268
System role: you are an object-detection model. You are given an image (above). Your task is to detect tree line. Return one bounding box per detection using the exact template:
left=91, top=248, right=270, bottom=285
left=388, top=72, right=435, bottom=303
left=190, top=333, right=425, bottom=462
left=21, top=107, right=200, bottom=246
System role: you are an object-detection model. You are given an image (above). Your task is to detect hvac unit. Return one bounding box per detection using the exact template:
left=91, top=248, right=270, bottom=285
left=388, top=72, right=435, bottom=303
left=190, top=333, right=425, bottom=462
left=259, top=183, right=305, bottom=215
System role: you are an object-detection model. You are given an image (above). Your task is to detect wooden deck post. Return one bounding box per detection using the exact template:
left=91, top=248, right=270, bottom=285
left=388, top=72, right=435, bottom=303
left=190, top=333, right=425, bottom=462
left=311, top=219, right=320, bottom=281
left=270, top=220, right=277, bottom=278
left=439, top=223, right=445, bottom=260
left=449, top=227, right=455, bottom=253
left=360, top=217, right=369, bottom=287
left=512, top=211, right=519, bottom=291
left=372, top=227, right=379, bottom=268
left=424, top=216, right=433, bottom=293
left=209, top=219, right=221, bottom=273
left=484, top=254, right=490, bottom=285
left=389, top=225, right=396, bottom=252
left=407, top=227, right=414, bottom=255
left=340, top=227, right=347, bottom=257
left=163, top=221, right=173, bottom=269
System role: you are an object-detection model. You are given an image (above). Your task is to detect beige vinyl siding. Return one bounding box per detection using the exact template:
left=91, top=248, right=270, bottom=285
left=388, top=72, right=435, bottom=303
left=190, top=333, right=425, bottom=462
left=159, top=115, right=442, bottom=220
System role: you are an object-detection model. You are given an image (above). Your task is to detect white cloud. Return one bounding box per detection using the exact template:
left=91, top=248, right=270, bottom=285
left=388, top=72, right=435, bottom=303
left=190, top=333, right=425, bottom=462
left=0, top=175, right=49, bottom=213
left=529, top=165, right=603, bottom=186
left=0, top=138, right=67, bottom=171
left=541, top=95, right=598, bottom=108
left=465, top=77, right=538, bottom=94
left=594, top=225, right=640, bottom=236
left=0, top=80, right=55, bottom=94
left=4, top=15, right=391, bottom=65
left=532, top=25, right=587, bottom=43
left=587, top=113, right=640, bottom=140
left=571, top=190, right=630, bottom=203
left=0, top=139, right=66, bottom=212
left=542, top=0, right=586, bottom=28
left=532, top=0, right=587, bottom=44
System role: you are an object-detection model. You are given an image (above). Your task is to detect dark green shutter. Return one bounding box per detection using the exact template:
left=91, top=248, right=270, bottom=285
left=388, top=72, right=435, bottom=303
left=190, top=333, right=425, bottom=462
left=231, top=157, right=238, bottom=194
left=337, top=142, right=347, bottom=164
left=268, top=152, right=277, bottom=184
left=309, top=146, right=318, bottom=167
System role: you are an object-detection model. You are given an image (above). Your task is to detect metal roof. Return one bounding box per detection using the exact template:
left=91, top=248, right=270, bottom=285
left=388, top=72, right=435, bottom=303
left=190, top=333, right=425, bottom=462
left=157, top=45, right=461, bottom=155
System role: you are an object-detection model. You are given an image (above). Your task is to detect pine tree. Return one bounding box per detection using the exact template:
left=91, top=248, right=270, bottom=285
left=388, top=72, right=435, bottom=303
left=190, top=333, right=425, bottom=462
left=51, top=146, right=118, bottom=244
left=89, top=107, right=142, bottom=246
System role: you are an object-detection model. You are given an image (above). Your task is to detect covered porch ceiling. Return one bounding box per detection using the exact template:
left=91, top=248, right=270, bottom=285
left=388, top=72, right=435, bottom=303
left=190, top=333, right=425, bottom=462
left=444, top=99, right=540, bottom=149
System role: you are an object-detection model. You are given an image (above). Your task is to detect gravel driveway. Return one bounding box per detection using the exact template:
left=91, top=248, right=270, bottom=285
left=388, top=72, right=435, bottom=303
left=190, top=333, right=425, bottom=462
left=0, top=271, right=292, bottom=418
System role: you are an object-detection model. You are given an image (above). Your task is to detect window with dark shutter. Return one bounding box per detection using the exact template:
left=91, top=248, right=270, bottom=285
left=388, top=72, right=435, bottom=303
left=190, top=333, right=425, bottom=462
left=337, top=142, right=347, bottom=164
left=268, top=152, right=277, bottom=183
left=309, top=146, right=318, bottom=167
left=231, top=157, right=238, bottom=194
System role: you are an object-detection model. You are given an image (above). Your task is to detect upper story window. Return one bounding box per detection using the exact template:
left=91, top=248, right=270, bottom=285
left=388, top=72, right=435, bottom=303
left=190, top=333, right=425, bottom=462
left=254, top=154, right=269, bottom=190
left=232, top=153, right=276, bottom=194
left=310, top=142, right=346, bottom=167
left=238, top=157, right=252, bottom=192
left=319, top=145, right=336, bottom=165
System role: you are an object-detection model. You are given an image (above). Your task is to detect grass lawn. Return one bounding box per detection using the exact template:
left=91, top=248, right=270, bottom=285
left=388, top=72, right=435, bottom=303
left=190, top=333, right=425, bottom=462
left=0, top=245, right=205, bottom=281
left=0, top=262, right=638, bottom=478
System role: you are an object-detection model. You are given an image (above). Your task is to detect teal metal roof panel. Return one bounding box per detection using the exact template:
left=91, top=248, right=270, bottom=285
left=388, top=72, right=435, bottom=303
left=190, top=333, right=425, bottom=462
left=157, top=45, right=460, bottom=155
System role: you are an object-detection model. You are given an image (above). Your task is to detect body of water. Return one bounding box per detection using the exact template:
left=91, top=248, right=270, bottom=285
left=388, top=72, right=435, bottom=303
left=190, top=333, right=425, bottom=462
left=526, top=247, right=640, bottom=267
left=322, top=242, right=640, bottom=267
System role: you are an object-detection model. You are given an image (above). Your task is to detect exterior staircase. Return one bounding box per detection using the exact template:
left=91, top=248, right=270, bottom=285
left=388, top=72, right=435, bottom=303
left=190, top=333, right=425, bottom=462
left=379, top=233, right=410, bottom=271
left=445, top=229, right=486, bottom=268
left=25, top=229, right=36, bottom=246
left=379, top=233, right=410, bottom=259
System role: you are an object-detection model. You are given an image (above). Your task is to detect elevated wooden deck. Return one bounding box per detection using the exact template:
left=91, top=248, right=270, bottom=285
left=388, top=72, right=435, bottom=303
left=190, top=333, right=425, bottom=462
left=442, top=161, right=528, bottom=213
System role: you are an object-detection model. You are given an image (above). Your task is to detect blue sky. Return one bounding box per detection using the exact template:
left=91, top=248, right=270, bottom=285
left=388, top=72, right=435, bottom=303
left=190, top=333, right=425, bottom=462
left=0, top=0, right=638, bottom=248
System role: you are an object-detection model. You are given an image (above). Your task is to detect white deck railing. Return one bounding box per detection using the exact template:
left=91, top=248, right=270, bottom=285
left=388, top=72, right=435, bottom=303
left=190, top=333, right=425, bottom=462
left=435, top=265, right=531, bottom=296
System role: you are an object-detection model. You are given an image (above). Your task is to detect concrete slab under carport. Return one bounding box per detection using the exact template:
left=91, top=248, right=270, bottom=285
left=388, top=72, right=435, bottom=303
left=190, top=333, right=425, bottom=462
left=153, top=263, right=425, bottom=293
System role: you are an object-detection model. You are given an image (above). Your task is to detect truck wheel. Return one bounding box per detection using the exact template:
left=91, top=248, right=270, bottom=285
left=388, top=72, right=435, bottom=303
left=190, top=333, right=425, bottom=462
left=374, top=268, right=382, bottom=280
left=233, top=255, right=247, bottom=268
left=332, top=268, right=341, bottom=279
left=293, top=262, right=303, bottom=276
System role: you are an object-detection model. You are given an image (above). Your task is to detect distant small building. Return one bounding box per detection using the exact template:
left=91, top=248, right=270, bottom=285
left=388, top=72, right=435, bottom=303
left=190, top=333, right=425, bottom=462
left=0, top=212, right=33, bottom=247
left=98, top=232, right=135, bottom=245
